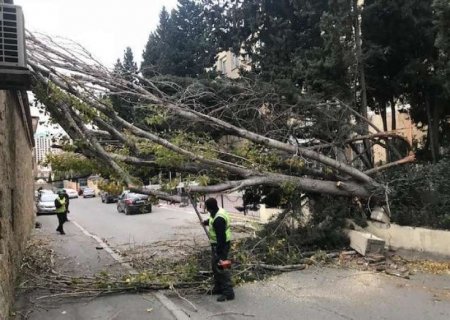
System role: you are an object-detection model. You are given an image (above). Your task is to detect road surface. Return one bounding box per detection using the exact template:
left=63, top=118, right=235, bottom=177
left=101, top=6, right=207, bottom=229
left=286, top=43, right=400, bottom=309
left=66, top=196, right=206, bottom=249
left=29, top=198, right=450, bottom=320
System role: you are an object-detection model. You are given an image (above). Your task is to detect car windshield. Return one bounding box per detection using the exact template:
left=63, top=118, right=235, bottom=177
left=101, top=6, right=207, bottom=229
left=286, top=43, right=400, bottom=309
left=84, top=188, right=93, bottom=192
left=40, top=194, right=58, bottom=202
left=127, top=193, right=146, bottom=199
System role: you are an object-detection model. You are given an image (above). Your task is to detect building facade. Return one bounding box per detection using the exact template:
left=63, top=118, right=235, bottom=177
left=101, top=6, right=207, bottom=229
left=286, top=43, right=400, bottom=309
left=34, top=132, right=52, bottom=164
left=369, top=108, right=424, bottom=164
left=215, top=51, right=251, bottom=79
left=0, top=90, right=35, bottom=319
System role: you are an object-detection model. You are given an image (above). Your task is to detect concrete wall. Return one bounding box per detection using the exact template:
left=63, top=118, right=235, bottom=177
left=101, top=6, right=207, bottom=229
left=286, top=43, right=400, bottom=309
left=366, top=222, right=450, bottom=257
left=0, top=91, right=35, bottom=319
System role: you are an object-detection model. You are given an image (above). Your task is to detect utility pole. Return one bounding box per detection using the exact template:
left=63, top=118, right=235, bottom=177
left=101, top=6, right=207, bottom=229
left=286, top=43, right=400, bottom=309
left=353, top=0, right=373, bottom=168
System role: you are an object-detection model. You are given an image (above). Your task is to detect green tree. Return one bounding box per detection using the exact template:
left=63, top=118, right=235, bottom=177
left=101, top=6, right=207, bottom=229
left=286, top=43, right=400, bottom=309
left=142, top=1, right=216, bottom=77
left=302, top=0, right=355, bottom=101
left=112, top=47, right=139, bottom=122
left=206, top=0, right=329, bottom=85
left=362, top=0, right=450, bottom=162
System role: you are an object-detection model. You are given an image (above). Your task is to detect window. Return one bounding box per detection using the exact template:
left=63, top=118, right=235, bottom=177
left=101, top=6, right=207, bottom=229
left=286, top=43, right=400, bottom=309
left=220, top=58, right=227, bottom=75
left=232, top=55, right=240, bottom=69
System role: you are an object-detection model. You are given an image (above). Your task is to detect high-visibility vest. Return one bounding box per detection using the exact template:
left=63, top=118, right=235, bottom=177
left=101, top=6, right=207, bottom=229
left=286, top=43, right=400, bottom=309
left=208, top=208, right=231, bottom=244
left=55, top=197, right=66, bottom=213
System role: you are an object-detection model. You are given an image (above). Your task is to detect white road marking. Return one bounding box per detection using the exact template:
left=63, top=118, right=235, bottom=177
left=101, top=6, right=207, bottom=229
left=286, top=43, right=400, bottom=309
left=71, top=219, right=190, bottom=320
left=71, top=219, right=137, bottom=274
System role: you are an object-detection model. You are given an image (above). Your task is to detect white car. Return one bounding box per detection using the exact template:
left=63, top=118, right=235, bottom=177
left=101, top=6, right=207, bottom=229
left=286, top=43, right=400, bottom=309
left=64, top=188, right=79, bottom=199
left=82, top=188, right=96, bottom=198
left=36, top=193, right=58, bottom=215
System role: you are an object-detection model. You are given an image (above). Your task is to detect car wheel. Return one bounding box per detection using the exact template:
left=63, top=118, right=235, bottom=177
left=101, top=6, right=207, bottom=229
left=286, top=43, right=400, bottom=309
left=117, top=205, right=121, bottom=213
left=125, top=207, right=130, bottom=215
left=101, top=198, right=105, bottom=203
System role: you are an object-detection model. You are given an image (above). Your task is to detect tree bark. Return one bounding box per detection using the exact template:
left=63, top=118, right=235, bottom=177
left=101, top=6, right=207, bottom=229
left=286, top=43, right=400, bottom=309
left=353, top=0, right=372, bottom=168
left=425, top=99, right=439, bottom=163
left=390, top=99, right=396, bottom=131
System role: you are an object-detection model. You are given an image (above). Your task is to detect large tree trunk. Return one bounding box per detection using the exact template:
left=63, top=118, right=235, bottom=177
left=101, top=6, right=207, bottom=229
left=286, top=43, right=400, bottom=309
left=390, top=99, right=396, bottom=131
left=380, top=107, right=388, bottom=132
left=425, top=99, right=439, bottom=163
left=353, top=0, right=372, bottom=168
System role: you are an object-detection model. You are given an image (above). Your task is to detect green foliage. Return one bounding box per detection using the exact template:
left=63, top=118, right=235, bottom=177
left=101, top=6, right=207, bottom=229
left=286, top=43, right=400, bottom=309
left=363, top=0, right=450, bottom=160
left=111, top=47, right=141, bottom=123
left=142, top=1, right=217, bottom=78
left=433, top=0, right=450, bottom=96
left=44, top=152, right=98, bottom=179
left=233, top=141, right=282, bottom=171
left=382, top=159, right=450, bottom=230
left=137, top=132, right=219, bottom=168
left=98, top=180, right=123, bottom=196
left=206, top=0, right=328, bottom=84
left=33, top=81, right=97, bottom=123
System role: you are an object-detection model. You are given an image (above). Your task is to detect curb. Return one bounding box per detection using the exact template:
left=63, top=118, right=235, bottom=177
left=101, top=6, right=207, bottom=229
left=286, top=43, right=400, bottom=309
left=71, top=219, right=189, bottom=320
left=154, top=292, right=191, bottom=320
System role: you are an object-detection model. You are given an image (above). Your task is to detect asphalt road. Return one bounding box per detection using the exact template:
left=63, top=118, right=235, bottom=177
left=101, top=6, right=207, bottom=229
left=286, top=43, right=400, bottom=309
left=66, top=196, right=205, bottom=249
left=176, top=267, right=450, bottom=320
left=35, top=197, right=450, bottom=320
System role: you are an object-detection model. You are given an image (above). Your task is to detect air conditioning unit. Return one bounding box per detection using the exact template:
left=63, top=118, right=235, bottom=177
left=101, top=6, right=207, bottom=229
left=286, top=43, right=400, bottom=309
left=0, top=2, right=31, bottom=90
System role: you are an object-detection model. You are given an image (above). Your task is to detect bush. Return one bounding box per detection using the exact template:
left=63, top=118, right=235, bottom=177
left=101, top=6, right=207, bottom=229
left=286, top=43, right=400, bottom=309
left=383, top=159, right=450, bottom=230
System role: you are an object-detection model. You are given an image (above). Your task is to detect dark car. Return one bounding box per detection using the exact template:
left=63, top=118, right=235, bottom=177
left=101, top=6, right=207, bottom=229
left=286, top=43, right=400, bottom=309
left=101, top=192, right=118, bottom=203
left=117, top=192, right=152, bottom=215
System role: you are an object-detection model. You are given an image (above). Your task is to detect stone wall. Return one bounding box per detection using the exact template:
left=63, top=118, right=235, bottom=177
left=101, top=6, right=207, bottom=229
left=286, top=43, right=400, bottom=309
left=0, top=90, right=35, bottom=319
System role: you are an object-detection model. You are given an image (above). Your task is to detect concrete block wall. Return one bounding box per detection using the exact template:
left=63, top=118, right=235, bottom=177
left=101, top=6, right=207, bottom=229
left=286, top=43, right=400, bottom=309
left=366, top=222, right=450, bottom=257
left=0, top=91, right=35, bottom=319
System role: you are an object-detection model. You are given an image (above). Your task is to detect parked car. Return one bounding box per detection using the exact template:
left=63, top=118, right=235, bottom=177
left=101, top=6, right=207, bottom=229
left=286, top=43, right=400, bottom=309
left=101, top=192, right=118, bottom=203
left=117, top=192, right=152, bottom=215
left=64, top=188, right=79, bottom=199
left=82, top=188, right=96, bottom=198
left=36, top=189, right=54, bottom=200
left=36, top=193, right=58, bottom=215
left=78, top=186, right=87, bottom=196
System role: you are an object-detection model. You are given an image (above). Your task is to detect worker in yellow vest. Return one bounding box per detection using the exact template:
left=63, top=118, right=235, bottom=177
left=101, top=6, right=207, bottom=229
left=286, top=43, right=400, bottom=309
left=55, top=191, right=67, bottom=235
left=203, top=198, right=235, bottom=302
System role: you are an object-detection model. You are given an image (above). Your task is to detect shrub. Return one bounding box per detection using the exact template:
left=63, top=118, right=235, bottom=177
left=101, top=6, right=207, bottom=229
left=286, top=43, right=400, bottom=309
left=383, top=158, right=450, bottom=230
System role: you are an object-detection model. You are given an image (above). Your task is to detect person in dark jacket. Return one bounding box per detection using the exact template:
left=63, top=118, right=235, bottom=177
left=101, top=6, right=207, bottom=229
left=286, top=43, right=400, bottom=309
left=203, top=198, right=235, bottom=302
left=62, top=189, right=70, bottom=219
left=55, top=191, right=67, bottom=235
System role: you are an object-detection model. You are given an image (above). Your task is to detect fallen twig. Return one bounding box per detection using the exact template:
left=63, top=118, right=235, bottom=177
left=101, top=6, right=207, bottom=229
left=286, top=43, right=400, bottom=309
left=258, top=263, right=306, bottom=271
left=208, top=312, right=256, bottom=318
left=170, top=284, right=198, bottom=312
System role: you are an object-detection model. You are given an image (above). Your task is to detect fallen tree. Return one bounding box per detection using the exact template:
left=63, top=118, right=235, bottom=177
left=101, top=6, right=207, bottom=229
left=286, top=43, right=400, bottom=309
left=26, top=32, right=413, bottom=206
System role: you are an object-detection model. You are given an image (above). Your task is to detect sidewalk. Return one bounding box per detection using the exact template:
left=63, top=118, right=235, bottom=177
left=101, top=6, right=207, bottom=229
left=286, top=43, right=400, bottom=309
left=167, top=266, right=450, bottom=320
left=13, top=215, right=176, bottom=320
left=14, top=214, right=450, bottom=320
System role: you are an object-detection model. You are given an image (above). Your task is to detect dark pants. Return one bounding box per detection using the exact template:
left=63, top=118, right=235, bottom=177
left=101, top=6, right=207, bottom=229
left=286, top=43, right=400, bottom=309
left=56, top=212, right=67, bottom=232
left=211, top=243, right=234, bottom=297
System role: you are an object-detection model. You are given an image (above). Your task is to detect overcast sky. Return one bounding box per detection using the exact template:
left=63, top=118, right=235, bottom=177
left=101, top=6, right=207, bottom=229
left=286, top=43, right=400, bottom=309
left=16, top=0, right=178, bottom=67
left=16, top=0, right=178, bottom=131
